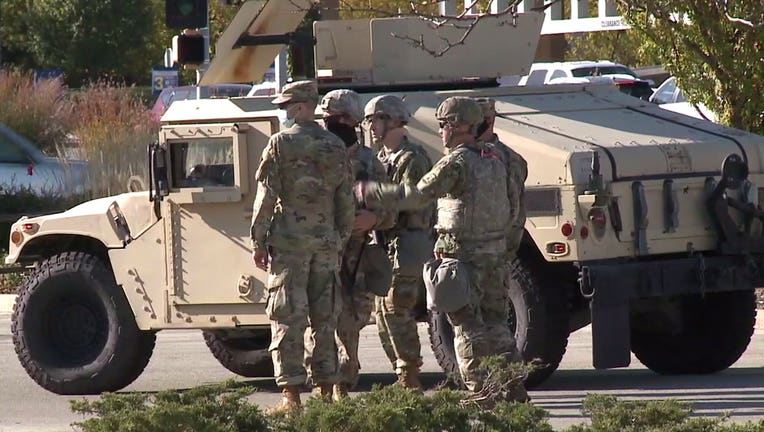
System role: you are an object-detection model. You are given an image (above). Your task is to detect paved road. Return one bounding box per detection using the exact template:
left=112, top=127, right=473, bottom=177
left=1, top=313, right=762, bottom=431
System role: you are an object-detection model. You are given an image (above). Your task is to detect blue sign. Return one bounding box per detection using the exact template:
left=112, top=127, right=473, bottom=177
left=151, top=67, right=180, bottom=95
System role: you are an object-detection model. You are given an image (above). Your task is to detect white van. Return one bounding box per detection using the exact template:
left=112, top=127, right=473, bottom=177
left=518, top=60, right=643, bottom=86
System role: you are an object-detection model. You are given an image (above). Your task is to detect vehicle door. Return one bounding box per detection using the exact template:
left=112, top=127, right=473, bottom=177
left=160, top=120, right=275, bottom=307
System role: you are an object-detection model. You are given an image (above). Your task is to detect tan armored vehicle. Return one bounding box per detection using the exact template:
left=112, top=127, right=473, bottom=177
left=6, top=0, right=764, bottom=394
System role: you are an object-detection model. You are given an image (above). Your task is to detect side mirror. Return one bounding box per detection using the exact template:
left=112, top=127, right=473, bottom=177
left=721, top=154, right=748, bottom=190
left=148, top=141, right=170, bottom=201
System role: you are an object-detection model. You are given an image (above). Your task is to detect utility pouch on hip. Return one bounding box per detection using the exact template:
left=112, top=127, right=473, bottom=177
left=422, top=257, right=470, bottom=313
left=360, top=243, right=393, bottom=296
left=394, top=229, right=435, bottom=278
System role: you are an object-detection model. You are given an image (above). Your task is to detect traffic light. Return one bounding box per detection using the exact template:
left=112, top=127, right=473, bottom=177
left=166, top=0, right=208, bottom=29
left=172, top=32, right=206, bottom=67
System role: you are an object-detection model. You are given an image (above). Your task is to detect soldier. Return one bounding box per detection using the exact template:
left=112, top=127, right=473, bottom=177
left=306, top=89, right=394, bottom=401
left=250, top=80, right=354, bottom=412
left=363, top=95, right=434, bottom=389
left=359, top=96, right=528, bottom=401
left=474, top=97, right=528, bottom=259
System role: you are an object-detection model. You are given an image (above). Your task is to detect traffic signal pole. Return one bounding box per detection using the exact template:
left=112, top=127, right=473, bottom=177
left=196, top=9, right=210, bottom=99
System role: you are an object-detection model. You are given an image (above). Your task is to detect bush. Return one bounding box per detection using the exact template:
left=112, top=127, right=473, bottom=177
left=0, top=69, right=156, bottom=200
left=567, top=394, right=764, bottom=432
left=70, top=383, right=764, bottom=432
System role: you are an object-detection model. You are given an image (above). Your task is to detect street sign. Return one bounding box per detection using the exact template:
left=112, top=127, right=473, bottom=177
left=151, top=67, right=180, bottom=95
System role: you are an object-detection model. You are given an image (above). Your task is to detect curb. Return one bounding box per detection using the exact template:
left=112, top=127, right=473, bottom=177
left=0, top=294, right=762, bottom=328
left=0, top=294, right=15, bottom=314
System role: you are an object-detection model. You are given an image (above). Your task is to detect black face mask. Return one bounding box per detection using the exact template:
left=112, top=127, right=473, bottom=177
left=475, top=120, right=489, bottom=138
left=326, top=121, right=358, bottom=147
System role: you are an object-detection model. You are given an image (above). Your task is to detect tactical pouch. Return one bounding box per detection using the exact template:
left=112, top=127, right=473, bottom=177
left=422, top=257, right=470, bottom=313
left=360, top=243, right=393, bottom=296
left=393, top=229, right=435, bottom=278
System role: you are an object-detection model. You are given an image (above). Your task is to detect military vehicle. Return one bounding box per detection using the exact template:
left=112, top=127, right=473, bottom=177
left=6, top=0, right=764, bottom=395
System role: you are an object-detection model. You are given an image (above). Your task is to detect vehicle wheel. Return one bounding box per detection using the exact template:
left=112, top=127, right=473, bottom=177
left=630, top=290, right=756, bottom=374
left=11, top=252, right=151, bottom=395
left=203, top=329, right=273, bottom=377
left=112, top=330, right=157, bottom=390
left=427, top=246, right=571, bottom=389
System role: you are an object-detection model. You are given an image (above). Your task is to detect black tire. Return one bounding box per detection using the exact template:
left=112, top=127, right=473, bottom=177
left=203, top=329, right=273, bottom=377
left=11, top=252, right=153, bottom=395
left=630, top=290, right=756, bottom=375
left=427, top=247, right=571, bottom=389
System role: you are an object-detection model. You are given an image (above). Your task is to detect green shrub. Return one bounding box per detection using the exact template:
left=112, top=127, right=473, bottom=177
left=0, top=251, right=24, bottom=294
left=71, top=381, right=269, bottom=432
left=567, top=394, right=764, bottom=432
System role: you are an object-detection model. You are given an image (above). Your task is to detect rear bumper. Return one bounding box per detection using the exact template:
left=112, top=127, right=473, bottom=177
left=580, top=254, right=763, bottom=369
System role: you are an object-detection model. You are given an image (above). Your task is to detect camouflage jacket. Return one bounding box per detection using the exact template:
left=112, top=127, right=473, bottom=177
left=376, top=136, right=435, bottom=234
left=365, top=141, right=512, bottom=256
left=348, top=143, right=395, bottom=240
left=250, top=121, right=354, bottom=252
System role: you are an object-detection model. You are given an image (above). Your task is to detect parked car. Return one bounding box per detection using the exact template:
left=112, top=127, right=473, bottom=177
left=150, top=83, right=253, bottom=122
left=650, top=76, right=717, bottom=122
left=0, top=124, right=88, bottom=197
left=546, top=75, right=655, bottom=101
left=518, top=60, right=646, bottom=86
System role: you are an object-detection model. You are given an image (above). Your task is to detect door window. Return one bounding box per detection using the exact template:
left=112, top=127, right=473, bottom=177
left=169, top=138, right=235, bottom=188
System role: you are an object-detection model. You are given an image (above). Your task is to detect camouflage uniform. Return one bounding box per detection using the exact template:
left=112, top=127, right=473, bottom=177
left=251, top=81, right=354, bottom=391
left=475, top=97, right=528, bottom=258
left=365, top=95, right=434, bottom=384
left=363, top=97, right=525, bottom=397
left=305, top=89, right=394, bottom=391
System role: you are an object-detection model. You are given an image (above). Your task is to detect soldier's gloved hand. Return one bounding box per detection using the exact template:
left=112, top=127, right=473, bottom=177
left=253, top=248, right=269, bottom=271
left=352, top=209, right=378, bottom=235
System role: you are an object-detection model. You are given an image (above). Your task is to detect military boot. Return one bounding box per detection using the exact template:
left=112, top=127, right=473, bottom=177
left=266, top=385, right=301, bottom=414
left=397, top=367, right=423, bottom=391
left=332, top=383, right=349, bottom=402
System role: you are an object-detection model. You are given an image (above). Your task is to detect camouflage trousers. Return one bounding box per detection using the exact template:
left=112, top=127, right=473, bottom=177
left=376, top=274, right=423, bottom=374
left=446, top=253, right=519, bottom=392
left=266, top=247, right=341, bottom=387
left=305, top=238, right=375, bottom=388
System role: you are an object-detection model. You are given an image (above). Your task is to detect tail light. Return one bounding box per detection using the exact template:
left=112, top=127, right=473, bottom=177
left=561, top=222, right=574, bottom=237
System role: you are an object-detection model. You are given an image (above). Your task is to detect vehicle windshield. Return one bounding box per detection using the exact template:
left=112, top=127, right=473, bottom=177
left=572, top=66, right=639, bottom=78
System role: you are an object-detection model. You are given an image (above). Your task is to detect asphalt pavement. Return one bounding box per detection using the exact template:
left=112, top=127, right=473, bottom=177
left=1, top=311, right=763, bottom=431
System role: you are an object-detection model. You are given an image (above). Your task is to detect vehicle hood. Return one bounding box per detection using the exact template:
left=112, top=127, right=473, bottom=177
left=22, top=191, right=157, bottom=247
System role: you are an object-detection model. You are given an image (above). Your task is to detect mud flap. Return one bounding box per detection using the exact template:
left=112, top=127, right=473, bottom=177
left=583, top=265, right=631, bottom=369
left=590, top=296, right=631, bottom=369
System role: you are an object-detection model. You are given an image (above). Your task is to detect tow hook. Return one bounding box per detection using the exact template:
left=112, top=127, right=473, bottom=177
left=579, top=266, right=594, bottom=299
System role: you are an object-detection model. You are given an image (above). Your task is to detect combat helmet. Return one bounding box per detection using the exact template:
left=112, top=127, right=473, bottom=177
left=320, top=89, right=364, bottom=124
left=474, top=97, right=497, bottom=117
left=436, top=96, right=483, bottom=126
left=364, top=95, right=410, bottom=124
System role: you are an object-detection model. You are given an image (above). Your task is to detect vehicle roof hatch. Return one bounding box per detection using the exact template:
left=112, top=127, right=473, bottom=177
left=200, top=0, right=312, bottom=86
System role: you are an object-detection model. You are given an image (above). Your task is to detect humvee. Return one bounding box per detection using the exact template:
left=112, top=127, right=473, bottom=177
left=6, top=0, right=764, bottom=395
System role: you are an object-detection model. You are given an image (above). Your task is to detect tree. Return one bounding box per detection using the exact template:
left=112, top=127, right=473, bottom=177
left=565, top=30, right=662, bottom=68
left=21, top=0, right=155, bottom=86
left=617, top=1, right=764, bottom=133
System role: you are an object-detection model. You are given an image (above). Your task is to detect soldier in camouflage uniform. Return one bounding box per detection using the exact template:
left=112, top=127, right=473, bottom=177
left=360, top=96, right=528, bottom=400
left=474, top=97, right=528, bottom=259
left=250, top=81, right=354, bottom=412
left=363, top=95, right=434, bottom=389
left=305, top=89, right=394, bottom=400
